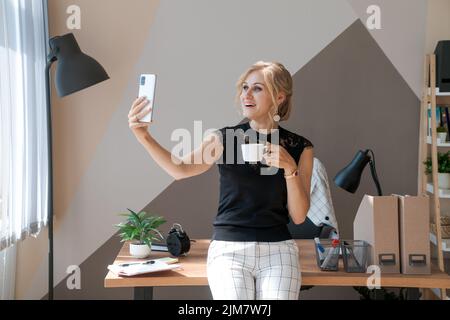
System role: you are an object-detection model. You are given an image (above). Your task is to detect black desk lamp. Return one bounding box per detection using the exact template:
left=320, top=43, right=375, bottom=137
left=45, top=33, right=109, bottom=299
left=334, top=149, right=383, bottom=196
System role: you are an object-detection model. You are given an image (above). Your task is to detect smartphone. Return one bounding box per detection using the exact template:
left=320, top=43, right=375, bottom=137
left=137, top=74, right=157, bottom=122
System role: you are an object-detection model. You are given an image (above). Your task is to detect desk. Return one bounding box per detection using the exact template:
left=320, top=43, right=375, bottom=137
left=104, top=239, right=450, bottom=300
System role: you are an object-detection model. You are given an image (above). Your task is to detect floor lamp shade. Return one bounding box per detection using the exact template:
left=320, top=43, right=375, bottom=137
left=46, top=32, right=109, bottom=299
left=49, top=33, right=109, bottom=97
left=334, top=150, right=371, bottom=193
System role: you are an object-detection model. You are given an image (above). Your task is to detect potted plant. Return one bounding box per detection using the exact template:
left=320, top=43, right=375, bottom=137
left=424, top=151, right=450, bottom=189
left=115, top=208, right=166, bottom=258
left=437, top=126, right=447, bottom=143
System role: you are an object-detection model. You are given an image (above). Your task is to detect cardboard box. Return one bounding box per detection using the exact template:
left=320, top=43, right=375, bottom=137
left=353, top=195, right=400, bottom=274
left=396, top=195, right=431, bottom=274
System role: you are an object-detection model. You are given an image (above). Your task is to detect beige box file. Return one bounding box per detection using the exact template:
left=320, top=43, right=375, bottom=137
left=353, top=195, right=400, bottom=274
left=396, top=195, right=431, bottom=274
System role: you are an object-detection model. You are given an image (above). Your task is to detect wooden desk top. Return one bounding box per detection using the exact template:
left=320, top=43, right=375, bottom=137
left=105, top=239, right=450, bottom=289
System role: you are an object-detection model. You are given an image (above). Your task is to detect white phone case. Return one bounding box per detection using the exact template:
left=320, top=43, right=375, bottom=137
left=138, top=74, right=156, bottom=122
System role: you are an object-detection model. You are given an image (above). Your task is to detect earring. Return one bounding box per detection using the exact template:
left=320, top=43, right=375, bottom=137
left=273, top=114, right=281, bottom=122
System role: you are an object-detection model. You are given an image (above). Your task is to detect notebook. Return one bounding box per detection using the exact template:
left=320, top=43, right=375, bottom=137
left=108, top=258, right=180, bottom=276
left=151, top=243, right=169, bottom=252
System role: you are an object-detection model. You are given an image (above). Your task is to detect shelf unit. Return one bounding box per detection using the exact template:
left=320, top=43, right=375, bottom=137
left=430, top=232, right=450, bottom=252
left=427, top=136, right=450, bottom=147
left=426, top=183, right=450, bottom=198
left=418, top=54, right=450, bottom=299
left=430, top=288, right=450, bottom=300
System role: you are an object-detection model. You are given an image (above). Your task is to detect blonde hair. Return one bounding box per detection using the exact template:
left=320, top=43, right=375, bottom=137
left=235, top=61, right=293, bottom=124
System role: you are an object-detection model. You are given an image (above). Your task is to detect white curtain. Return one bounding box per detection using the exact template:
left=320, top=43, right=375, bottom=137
left=0, top=245, right=16, bottom=299
left=0, top=0, right=48, bottom=299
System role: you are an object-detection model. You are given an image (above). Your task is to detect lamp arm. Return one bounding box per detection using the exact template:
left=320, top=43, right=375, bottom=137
left=367, top=149, right=383, bottom=196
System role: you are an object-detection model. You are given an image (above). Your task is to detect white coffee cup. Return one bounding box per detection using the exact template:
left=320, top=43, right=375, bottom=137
left=241, top=143, right=265, bottom=162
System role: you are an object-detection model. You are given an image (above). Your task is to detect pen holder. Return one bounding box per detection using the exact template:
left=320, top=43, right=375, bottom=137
left=315, top=239, right=340, bottom=271
left=341, top=240, right=369, bottom=273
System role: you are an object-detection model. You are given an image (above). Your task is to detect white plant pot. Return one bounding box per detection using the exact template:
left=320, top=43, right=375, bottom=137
left=129, top=243, right=151, bottom=258
left=438, top=132, right=447, bottom=143
left=438, top=173, right=450, bottom=190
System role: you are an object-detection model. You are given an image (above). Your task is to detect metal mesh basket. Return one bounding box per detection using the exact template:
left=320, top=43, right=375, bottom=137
left=314, top=239, right=340, bottom=271
left=341, top=240, right=369, bottom=273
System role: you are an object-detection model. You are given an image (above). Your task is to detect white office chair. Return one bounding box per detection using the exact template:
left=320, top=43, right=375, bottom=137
left=288, top=157, right=339, bottom=239
left=309, top=158, right=339, bottom=233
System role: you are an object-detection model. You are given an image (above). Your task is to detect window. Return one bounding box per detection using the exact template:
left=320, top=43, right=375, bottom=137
left=0, top=0, right=48, bottom=299
left=0, top=0, right=48, bottom=249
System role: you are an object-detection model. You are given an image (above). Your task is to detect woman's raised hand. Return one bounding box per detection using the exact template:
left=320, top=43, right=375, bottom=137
left=128, top=96, right=152, bottom=141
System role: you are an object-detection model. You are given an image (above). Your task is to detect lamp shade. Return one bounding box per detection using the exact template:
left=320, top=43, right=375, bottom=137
left=49, top=33, right=109, bottom=97
left=334, top=150, right=371, bottom=193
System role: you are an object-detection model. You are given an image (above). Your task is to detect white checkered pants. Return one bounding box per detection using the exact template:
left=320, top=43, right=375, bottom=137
left=206, top=239, right=301, bottom=300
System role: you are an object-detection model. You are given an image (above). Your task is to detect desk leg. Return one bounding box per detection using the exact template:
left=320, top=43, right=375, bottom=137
left=134, top=287, right=153, bottom=300
left=406, top=288, right=420, bottom=300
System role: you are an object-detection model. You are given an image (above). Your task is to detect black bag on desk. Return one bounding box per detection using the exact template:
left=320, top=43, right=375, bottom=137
left=166, top=223, right=191, bottom=257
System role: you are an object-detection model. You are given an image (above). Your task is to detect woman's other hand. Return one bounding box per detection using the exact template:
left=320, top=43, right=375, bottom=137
left=262, top=142, right=297, bottom=174
left=128, top=96, right=152, bottom=142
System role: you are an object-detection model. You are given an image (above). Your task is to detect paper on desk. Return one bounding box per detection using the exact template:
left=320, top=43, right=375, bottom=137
left=108, top=260, right=181, bottom=277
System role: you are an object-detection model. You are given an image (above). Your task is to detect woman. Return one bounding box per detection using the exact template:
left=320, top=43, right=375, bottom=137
left=128, top=61, right=314, bottom=300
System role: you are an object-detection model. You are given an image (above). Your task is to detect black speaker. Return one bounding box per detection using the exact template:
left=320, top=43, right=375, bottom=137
left=434, top=40, right=450, bottom=92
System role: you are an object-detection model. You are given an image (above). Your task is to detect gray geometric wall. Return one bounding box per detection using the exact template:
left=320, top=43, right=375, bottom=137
left=34, top=0, right=427, bottom=299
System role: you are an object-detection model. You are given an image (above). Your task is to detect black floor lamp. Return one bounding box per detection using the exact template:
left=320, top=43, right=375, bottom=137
left=45, top=33, right=109, bottom=299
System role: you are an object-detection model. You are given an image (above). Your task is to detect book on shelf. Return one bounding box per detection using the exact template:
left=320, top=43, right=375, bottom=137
left=427, top=106, right=449, bottom=137
left=445, top=108, right=450, bottom=134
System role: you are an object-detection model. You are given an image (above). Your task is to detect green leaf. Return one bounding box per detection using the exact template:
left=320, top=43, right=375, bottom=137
left=143, top=238, right=152, bottom=249
left=114, top=209, right=166, bottom=244
left=424, top=151, right=450, bottom=174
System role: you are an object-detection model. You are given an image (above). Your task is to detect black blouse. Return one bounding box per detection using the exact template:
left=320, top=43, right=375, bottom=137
left=213, top=121, right=313, bottom=242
